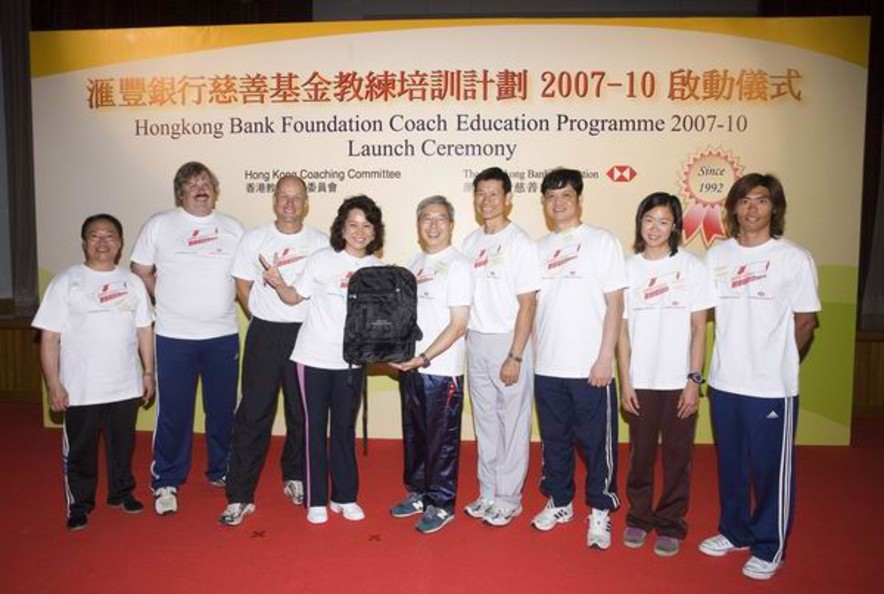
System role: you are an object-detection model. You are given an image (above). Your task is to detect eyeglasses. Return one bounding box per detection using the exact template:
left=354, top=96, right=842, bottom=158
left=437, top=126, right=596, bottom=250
left=85, top=234, right=120, bottom=244
left=419, top=215, right=451, bottom=225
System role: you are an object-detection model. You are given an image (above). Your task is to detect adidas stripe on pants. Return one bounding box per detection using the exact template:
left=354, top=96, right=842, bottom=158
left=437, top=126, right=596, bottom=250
left=534, top=375, right=620, bottom=511
left=709, top=388, right=797, bottom=564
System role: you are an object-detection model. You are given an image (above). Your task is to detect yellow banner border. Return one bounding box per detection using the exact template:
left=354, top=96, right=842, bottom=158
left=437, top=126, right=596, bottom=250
left=31, top=16, right=869, bottom=78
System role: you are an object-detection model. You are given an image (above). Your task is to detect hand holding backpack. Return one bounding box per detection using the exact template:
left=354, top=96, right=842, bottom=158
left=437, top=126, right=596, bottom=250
left=343, top=265, right=423, bottom=365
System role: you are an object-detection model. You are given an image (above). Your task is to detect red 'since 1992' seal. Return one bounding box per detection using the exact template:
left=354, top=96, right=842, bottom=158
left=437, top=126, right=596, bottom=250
left=680, top=148, right=743, bottom=246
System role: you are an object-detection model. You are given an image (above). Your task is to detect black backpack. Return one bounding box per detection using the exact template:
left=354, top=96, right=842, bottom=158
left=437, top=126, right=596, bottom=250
left=343, top=265, right=423, bottom=365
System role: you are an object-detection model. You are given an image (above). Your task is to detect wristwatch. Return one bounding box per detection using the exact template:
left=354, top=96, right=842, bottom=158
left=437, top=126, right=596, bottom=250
left=687, top=371, right=705, bottom=385
left=507, top=352, right=523, bottom=363
left=419, top=353, right=431, bottom=368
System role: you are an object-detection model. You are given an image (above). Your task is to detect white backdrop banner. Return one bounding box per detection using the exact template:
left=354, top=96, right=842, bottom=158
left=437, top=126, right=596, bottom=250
left=31, top=17, right=869, bottom=444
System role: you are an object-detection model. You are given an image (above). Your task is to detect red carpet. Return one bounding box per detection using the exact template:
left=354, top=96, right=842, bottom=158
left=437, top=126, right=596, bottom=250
left=0, top=402, right=880, bottom=593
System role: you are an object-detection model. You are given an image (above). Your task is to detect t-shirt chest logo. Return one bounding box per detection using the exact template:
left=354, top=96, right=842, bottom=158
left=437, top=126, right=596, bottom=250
left=340, top=270, right=354, bottom=289
left=641, top=271, right=682, bottom=305
left=415, top=267, right=437, bottom=285
left=274, top=247, right=307, bottom=269
left=730, top=261, right=770, bottom=290
left=474, top=245, right=503, bottom=271
left=94, top=282, right=130, bottom=307
left=416, top=266, right=443, bottom=299
left=186, top=226, right=220, bottom=248
left=474, top=249, right=489, bottom=269
left=547, top=243, right=581, bottom=270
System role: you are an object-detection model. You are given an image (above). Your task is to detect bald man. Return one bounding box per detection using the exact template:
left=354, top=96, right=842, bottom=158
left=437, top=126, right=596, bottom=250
left=220, top=176, right=329, bottom=526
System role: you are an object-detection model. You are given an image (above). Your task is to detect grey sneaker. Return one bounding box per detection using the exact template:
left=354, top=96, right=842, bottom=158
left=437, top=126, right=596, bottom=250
left=390, top=492, right=424, bottom=518
left=699, top=534, right=748, bottom=557
left=484, top=504, right=522, bottom=527
left=416, top=506, right=454, bottom=534
left=154, top=486, right=178, bottom=516
left=464, top=497, right=494, bottom=519
left=219, top=502, right=255, bottom=527
left=208, top=476, right=226, bottom=488
left=623, top=526, right=648, bottom=548
left=654, top=535, right=680, bottom=557
left=531, top=499, right=574, bottom=531
left=742, top=556, right=780, bottom=580
left=587, top=508, right=611, bottom=550
left=283, top=480, right=304, bottom=505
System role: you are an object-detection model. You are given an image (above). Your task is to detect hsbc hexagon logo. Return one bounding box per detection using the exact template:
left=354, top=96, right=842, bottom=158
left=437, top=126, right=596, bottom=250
left=606, top=165, right=637, bottom=182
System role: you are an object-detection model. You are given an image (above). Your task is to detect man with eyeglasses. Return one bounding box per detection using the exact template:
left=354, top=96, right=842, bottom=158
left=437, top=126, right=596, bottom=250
left=389, top=195, right=472, bottom=534
left=131, top=161, right=245, bottom=516
left=34, top=214, right=154, bottom=531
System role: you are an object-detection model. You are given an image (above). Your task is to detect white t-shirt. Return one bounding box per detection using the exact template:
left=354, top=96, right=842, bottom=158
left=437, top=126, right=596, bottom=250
left=623, top=250, right=715, bottom=390
left=231, top=223, right=329, bottom=323
left=535, top=223, right=627, bottom=378
left=290, top=248, right=381, bottom=370
left=409, top=246, right=473, bottom=377
left=32, top=265, right=154, bottom=406
left=706, top=237, right=821, bottom=398
left=130, top=207, right=244, bottom=339
left=461, top=222, right=541, bottom=334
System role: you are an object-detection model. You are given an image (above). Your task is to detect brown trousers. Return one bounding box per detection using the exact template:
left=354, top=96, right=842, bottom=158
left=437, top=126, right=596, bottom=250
left=625, top=389, right=697, bottom=539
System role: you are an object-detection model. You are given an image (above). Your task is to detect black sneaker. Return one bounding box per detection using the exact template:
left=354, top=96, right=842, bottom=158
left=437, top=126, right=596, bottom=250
left=110, top=495, right=144, bottom=514
left=66, top=513, right=88, bottom=531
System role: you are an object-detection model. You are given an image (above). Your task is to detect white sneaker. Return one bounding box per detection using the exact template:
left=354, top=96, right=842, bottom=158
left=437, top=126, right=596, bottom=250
left=464, top=497, right=494, bottom=519
left=531, top=499, right=574, bottom=532
left=699, top=534, right=749, bottom=557
left=330, top=501, right=365, bottom=521
left=307, top=506, right=328, bottom=524
left=154, top=486, right=178, bottom=516
left=742, top=556, right=780, bottom=580
left=283, top=480, right=304, bottom=505
left=587, top=508, right=612, bottom=550
left=219, top=502, right=255, bottom=526
left=484, top=504, right=522, bottom=527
